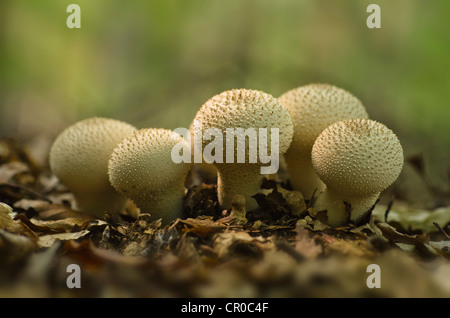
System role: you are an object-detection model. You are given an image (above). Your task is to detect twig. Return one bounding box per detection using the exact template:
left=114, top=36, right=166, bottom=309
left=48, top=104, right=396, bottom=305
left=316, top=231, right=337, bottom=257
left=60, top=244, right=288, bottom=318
left=433, top=222, right=450, bottom=240
left=384, top=199, right=394, bottom=222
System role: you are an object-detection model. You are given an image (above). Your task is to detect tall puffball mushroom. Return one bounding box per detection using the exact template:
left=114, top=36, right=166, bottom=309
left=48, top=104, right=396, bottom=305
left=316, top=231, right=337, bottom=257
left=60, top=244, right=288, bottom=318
left=108, top=128, right=192, bottom=224
left=49, top=117, right=137, bottom=218
left=311, top=119, right=404, bottom=226
left=192, top=89, right=294, bottom=211
left=278, top=84, right=369, bottom=199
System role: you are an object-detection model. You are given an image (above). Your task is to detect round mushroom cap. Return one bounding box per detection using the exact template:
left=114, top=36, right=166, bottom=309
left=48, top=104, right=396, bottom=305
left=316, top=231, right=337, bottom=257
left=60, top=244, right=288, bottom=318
left=193, top=89, right=294, bottom=163
left=311, top=119, right=404, bottom=196
left=279, top=83, right=369, bottom=151
left=108, top=128, right=191, bottom=198
left=49, top=117, right=137, bottom=192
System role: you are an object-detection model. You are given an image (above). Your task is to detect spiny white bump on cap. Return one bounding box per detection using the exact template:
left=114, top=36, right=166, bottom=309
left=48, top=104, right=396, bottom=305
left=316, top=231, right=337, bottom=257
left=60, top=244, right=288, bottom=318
left=49, top=117, right=137, bottom=218
left=311, top=118, right=404, bottom=196
left=108, top=128, right=192, bottom=224
left=278, top=83, right=369, bottom=197
left=192, top=88, right=294, bottom=210
left=193, top=88, right=294, bottom=160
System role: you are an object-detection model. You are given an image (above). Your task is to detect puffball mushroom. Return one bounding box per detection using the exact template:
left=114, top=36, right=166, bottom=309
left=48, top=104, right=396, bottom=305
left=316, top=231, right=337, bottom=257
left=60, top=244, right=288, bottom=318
left=108, top=128, right=192, bottom=224
left=49, top=117, right=137, bottom=218
left=311, top=119, right=404, bottom=226
left=192, top=88, right=294, bottom=211
left=278, top=83, right=369, bottom=199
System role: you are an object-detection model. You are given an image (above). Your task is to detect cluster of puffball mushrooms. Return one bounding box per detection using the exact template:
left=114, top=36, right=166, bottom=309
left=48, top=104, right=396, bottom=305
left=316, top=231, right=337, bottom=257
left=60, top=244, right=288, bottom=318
left=49, top=84, right=404, bottom=227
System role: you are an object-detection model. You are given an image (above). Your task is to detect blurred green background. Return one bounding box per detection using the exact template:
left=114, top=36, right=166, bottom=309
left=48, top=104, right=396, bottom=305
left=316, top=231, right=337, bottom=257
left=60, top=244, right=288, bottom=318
left=0, top=0, right=449, bottom=202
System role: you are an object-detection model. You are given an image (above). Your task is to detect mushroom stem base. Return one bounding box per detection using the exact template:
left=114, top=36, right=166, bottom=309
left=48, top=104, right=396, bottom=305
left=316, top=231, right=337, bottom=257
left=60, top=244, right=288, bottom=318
left=314, top=188, right=380, bottom=226
left=216, top=164, right=264, bottom=212
left=133, top=186, right=186, bottom=225
left=73, top=190, right=128, bottom=219
left=284, top=152, right=325, bottom=200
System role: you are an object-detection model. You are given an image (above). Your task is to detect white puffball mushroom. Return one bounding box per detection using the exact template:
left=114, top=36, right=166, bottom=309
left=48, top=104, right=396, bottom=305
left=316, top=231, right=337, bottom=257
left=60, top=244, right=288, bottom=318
left=108, top=128, right=192, bottom=224
left=278, top=83, right=369, bottom=199
left=311, top=119, right=404, bottom=226
left=193, top=88, right=294, bottom=211
left=49, top=117, right=137, bottom=218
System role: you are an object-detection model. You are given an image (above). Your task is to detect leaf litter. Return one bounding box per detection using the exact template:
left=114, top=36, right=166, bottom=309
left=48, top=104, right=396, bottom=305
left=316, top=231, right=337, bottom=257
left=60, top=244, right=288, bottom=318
left=0, top=137, right=449, bottom=297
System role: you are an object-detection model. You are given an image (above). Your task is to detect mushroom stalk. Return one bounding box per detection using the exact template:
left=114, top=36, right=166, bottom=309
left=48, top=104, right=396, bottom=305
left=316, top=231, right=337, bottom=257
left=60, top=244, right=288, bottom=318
left=216, top=164, right=263, bottom=211
left=284, top=150, right=325, bottom=199
left=134, top=186, right=187, bottom=221
left=72, top=189, right=128, bottom=219
left=314, top=188, right=380, bottom=226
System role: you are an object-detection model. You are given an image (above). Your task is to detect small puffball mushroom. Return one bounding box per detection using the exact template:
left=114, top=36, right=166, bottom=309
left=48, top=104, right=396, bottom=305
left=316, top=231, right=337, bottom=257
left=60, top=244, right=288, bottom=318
left=278, top=83, right=369, bottom=199
left=49, top=117, right=137, bottom=218
left=108, top=128, right=192, bottom=224
left=193, top=89, right=294, bottom=211
left=311, top=119, right=404, bottom=226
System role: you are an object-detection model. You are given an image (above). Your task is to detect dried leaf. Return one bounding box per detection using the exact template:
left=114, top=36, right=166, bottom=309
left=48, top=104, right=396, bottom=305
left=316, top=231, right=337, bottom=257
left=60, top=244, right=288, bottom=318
left=37, top=230, right=90, bottom=248
left=0, top=202, right=15, bottom=229
left=29, top=217, right=95, bottom=232
left=15, top=214, right=66, bottom=234
left=376, top=222, right=429, bottom=245
left=14, top=199, right=94, bottom=222
left=0, top=203, right=38, bottom=241
left=179, top=217, right=231, bottom=237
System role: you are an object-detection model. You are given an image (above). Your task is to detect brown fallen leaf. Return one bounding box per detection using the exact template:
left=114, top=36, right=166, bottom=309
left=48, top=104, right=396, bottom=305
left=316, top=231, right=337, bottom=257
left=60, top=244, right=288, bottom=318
left=0, top=202, right=38, bottom=241
left=38, top=230, right=90, bottom=248
left=178, top=217, right=235, bottom=237
left=14, top=214, right=66, bottom=234
left=376, top=222, right=429, bottom=245
left=14, top=199, right=94, bottom=222
left=0, top=202, right=15, bottom=229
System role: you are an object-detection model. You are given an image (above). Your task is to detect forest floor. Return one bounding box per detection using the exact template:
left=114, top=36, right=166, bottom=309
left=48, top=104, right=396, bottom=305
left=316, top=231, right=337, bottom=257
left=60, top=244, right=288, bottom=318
left=0, top=137, right=449, bottom=298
